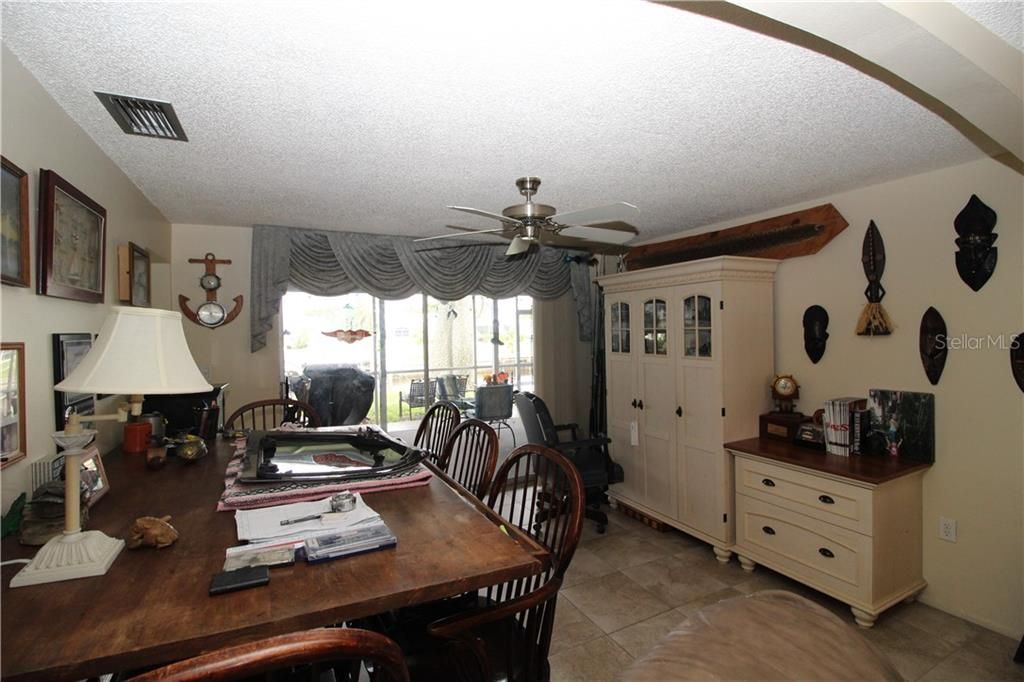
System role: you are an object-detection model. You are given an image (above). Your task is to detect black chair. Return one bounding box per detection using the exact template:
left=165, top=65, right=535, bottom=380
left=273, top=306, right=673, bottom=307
left=400, top=379, right=436, bottom=418
left=435, top=374, right=475, bottom=416
left=514, top=391, right=620, bottom=533
left=470, top=384, right=516, bottom=446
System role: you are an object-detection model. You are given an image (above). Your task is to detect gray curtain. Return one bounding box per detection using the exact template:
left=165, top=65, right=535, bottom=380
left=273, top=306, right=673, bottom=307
left=251, top=226, right=592, bottom=351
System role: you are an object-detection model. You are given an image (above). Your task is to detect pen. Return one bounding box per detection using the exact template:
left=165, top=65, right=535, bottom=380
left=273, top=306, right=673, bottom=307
left=280, top=513, right=322, bottom=526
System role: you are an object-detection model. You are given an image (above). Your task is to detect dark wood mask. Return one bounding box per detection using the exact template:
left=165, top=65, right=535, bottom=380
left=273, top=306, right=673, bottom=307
left=1011, top=332, right=1024, bottom=393
left=856, top=221, right=893, bottom=336
left=954, top=194, right=997, bottom=292
left=919, top=307, right=947, bottom=385
left=803, top=305, right=829, bottom=364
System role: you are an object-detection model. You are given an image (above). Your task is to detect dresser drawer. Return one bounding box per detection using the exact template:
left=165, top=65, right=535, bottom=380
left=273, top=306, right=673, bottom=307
left=735, top=456, right=873, bottom=534
left=736, top=494, right=871, bottom=603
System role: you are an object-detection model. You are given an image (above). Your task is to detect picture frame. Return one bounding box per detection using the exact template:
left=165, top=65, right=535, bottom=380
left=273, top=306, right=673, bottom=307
left=53, top=332, right=95, bottom=430
left=118, top=242, right=150, bottom=307
left=1, top=156, right=31, bottom=287
left=0, top=342, right=27, bottom=469
left=37, top=169, right=106, bottom=303
left=80, top=447, right=109, bottom=508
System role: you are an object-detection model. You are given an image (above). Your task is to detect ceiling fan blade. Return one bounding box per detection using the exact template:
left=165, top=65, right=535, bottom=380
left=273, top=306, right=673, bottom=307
left=413, top=227, right=509, bottom=243
left=505, top=236, right=531, bottom=256
left=447, top=206, right=524, bottom=226
left=551, top=202, right=639, bottom=227
left=559, top=222, right=638, bottom=245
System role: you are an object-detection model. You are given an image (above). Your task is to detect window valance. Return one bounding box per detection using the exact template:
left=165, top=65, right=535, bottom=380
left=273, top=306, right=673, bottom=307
left=250, top=225, right=592, bottom=352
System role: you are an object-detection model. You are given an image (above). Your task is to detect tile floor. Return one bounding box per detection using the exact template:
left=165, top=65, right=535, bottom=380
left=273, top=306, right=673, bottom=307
left=548, top=509, right=1024, bottom=682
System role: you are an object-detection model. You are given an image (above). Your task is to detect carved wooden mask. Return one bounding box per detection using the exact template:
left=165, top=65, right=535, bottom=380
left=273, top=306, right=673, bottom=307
left=1012, top=332, right=1024, bottom=393
left=954, top=194, right=998, bottom=292
left=919, top=307, right=947, bottom=385
left=803, top=305, right=829, bottom=364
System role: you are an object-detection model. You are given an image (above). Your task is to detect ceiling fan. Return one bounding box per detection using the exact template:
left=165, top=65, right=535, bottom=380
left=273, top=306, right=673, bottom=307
left=415, top=176, right=640, bottom=256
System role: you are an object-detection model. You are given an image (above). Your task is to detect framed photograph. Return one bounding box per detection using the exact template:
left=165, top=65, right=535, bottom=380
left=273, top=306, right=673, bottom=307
left=118, top=242, right=150, bottom=306
left=1, top=156, right=30, bottom=287
left=80, top=447, right=109, bottom=508
left=1, top=343, right=26, bottom=468
left=37, top=169, right=106, bottom=303
left=53, top=332, right=95, bottom=430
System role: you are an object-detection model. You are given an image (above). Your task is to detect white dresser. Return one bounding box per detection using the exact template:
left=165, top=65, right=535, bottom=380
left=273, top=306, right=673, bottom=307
left=598, top=256, right=778, bottom=561
left=727, top=437, right=929, bottom=627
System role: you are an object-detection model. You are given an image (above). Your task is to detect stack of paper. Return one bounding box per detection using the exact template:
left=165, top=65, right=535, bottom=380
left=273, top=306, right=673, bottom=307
left=233, top=492, right=381, bottom=547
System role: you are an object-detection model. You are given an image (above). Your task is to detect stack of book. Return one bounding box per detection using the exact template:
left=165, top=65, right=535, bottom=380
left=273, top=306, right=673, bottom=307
left=823, top=397, right=867, bottom=456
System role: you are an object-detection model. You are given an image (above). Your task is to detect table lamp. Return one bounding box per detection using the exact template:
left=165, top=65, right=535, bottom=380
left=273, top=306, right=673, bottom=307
left=9, top=307, right=212, bottom=588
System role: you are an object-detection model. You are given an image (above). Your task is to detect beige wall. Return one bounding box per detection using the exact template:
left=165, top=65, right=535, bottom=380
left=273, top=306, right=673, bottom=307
left=0, top=47, right=172, bottom=507
left=641, top=156, right=1023, bottom=636
left=170, top=224, right=281, bottom=415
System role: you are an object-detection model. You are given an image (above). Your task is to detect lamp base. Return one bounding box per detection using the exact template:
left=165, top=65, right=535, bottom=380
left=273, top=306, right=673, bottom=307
left=9, top=530, right=125, bottom=588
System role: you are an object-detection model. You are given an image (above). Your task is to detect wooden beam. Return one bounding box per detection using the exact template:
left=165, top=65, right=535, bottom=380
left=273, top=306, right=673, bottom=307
left=624, top=203, right=848, bottom=271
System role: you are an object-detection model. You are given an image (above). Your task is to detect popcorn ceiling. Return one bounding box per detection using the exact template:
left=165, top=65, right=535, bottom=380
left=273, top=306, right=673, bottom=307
left=1, top=0, right=987, bottom=242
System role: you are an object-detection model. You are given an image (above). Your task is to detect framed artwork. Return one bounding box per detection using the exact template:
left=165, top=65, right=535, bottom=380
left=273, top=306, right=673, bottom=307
left=53, top=332, right=95, bottom=430
left=0, top=343, right=27, bottom=468
left=37, top=169, right=106, bottom=303
left=118, top=242, right=151, bottom=306
left=80, top=447, right=109, bottom=508
left=1, top=156, right=30, bottom=287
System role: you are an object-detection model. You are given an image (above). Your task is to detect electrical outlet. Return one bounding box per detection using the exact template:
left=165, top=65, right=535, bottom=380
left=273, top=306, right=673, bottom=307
left=939, top=517, right=957, bottom=543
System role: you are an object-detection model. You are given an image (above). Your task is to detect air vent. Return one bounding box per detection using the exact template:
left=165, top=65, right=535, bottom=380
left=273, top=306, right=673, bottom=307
left=94, top=92, right=188, bottom=141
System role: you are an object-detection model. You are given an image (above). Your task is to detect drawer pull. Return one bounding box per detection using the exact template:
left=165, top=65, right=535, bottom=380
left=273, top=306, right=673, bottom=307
left=761, top=526, right=776, bottom=536
left=818, top=494, right=835, bottom=505
left=761, top=478, right=776, bottom=487
left=818, top=547, right=835, bottom=558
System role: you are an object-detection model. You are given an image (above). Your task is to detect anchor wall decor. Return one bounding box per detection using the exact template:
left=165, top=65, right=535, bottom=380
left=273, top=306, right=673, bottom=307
left=179, top=252, right=243, bottom=328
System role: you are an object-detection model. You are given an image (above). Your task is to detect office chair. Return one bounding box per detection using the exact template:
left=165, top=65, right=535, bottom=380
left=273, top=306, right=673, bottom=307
left=514, top=391, right=620, bottom=533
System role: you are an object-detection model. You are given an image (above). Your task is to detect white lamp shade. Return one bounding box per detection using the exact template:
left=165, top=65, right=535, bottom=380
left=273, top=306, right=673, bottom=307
left=55, top=307, right=212, bottom=395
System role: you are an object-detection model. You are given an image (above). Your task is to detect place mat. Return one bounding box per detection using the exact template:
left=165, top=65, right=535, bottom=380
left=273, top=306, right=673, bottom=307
left=217, top=438, right=432, bottom=511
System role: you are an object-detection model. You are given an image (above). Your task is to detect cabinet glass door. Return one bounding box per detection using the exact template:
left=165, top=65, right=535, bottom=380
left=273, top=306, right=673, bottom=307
left=643, top=299, right=668, bottom=355
left=682, top=295, right=713, bottom=358
left=610, top=302, right=631, bottom=354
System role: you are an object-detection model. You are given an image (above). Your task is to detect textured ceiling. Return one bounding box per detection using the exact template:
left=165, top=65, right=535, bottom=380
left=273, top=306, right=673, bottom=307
left=1, top=1, right=997, bottom=245
left=953, top=1, right=1023, bottom=51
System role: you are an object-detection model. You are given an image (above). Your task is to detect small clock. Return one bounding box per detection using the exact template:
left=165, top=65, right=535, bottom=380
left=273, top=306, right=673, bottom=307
left=771, top=374, right=800, bottom=413
left=199, top=273, right=222, bottom=291
left=196, top=301, right=226, bottom=327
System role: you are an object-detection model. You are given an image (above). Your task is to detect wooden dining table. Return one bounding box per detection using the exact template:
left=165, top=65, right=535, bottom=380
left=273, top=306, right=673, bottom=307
left=0, top=435, right=546, bottom=681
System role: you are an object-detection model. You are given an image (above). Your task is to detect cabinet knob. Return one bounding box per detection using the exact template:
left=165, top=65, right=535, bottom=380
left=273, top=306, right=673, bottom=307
left=761, top=478, right=776, bottom=487
left=638, top=400, right=644, bottom=410
left=818, top=547, right=835, bottom=558
left=762, top=526, right=776, bottom=536
left=818, top=494, right=835, bottom=505
left=675, top=406, right=683, bottom=417
left=631, top=399, right=637, bottom=408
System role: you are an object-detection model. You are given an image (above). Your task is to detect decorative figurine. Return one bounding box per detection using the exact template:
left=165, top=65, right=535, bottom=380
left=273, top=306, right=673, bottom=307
left=802, top=305, right=829, bottom=363
left=954, top=194, right=998, bottom=292
left=919, top=307, right=948, bottom=385
left=175, top=435, right=208, bottom=462
left=126, top=515, right=179, bottom=549
left=856, top=221, right=893, bottom=336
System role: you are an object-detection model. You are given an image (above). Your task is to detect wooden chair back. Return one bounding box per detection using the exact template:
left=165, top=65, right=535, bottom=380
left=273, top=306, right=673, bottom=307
left=129, top=628, right=409, bottom=682
left=437, top=419, right=499, bottom=499
left=223, top=398, right=321, bottom=432
left=414, top=400, right=461, bottom=460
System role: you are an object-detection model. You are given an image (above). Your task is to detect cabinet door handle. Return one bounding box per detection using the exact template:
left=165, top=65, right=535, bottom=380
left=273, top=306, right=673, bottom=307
left=638, top=400, right=644, bottom=410
left=676, top=406, right=683, bottom=417
left=631, top=399, right=637, bottom=408
left=818, top=494, right=835, bottom=505
left=818, top=547, right=835, bottom=558
left=761, top=478, right=776, bottom=487
left=762, top=526, right=776, bottom=536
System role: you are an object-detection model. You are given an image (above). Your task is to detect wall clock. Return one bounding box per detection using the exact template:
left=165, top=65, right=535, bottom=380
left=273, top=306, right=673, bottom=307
left=179, top=252, right=243, bottom=329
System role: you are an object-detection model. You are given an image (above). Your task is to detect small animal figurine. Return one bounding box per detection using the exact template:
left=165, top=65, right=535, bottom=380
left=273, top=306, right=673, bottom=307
left=126, top=515, right=179, bottom=549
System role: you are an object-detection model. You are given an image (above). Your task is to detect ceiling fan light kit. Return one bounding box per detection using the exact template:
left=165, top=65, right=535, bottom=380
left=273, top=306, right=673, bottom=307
left=416, top=176, right=640, bottom=256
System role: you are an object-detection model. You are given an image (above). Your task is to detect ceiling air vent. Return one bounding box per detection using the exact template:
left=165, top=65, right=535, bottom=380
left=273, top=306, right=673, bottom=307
left=94, top=92, right=188, bottom=141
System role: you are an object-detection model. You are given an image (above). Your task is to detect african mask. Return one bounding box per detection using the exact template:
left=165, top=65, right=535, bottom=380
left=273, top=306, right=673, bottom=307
left=856, top=221, right=893, bottom=336
left=1011, top=332, right=1024, bottom=394
left=802, top=305, right=829, bottom=364
left=919, top=307, right=947, bottom=385
left=954, top=194, right=997, bottom=292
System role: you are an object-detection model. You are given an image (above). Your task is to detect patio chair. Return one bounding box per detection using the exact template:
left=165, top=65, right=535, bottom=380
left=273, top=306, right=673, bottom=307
left=435, top=374, right=475, bottom=415
left=470, top=383, right=516, bottom=446
left=399, top=378, right=435, bottom=418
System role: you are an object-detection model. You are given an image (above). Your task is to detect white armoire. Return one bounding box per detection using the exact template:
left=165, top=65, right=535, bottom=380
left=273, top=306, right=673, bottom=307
left=597, top=256, right=778, bottom=561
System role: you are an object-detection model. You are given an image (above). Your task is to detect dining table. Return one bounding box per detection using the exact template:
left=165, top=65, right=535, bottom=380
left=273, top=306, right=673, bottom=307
left=0, top=432, right=546, bottom=681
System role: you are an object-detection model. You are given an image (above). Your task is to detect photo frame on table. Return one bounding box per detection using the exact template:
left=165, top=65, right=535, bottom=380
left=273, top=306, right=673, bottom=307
left=37, top=169, right=106, bottom=303
left=0, top=342, right=27, bottom=469
left=1, top=156, right=31, bottom=287
left=80, top=447, right=109, bottom=508
left=118, top=242, right=150, bottom=306
left=53, top=332, right=95, bottom=431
